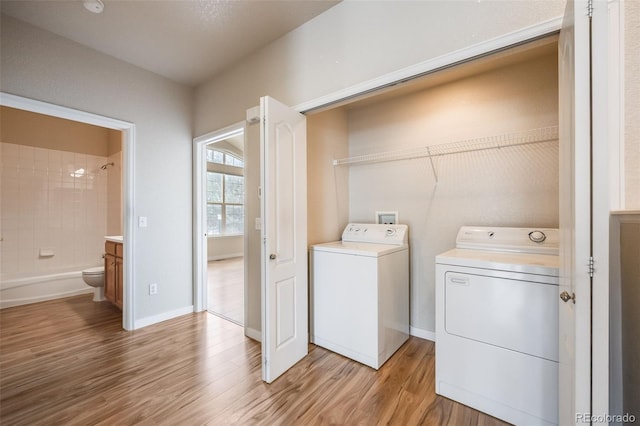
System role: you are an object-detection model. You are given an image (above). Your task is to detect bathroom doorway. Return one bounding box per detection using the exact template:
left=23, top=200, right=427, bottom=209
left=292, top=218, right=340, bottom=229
left=193, top=123, right=247, bottom=327
left=0, top=93, right=135, bottom=330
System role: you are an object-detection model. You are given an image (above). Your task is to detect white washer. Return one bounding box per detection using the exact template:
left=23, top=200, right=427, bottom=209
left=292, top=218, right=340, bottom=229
left=435, top=226, right=560, bottom=426
left=311, top=223, right=409, bottom=369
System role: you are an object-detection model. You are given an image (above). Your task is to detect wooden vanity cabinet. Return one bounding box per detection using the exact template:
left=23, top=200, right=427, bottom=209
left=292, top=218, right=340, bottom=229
left=104, top=241, right=123, bottom=309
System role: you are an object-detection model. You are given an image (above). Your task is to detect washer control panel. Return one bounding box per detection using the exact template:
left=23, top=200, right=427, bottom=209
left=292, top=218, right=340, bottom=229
left=342, top=223, right=408, bottom=245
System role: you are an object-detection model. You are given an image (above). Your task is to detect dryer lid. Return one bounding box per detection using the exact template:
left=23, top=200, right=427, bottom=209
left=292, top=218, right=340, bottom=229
left=311, top=241, right=407, bottom=257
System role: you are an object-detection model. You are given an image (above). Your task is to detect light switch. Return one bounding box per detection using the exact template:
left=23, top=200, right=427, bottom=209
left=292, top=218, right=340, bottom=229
left=139, top=216, right=148, bottom=228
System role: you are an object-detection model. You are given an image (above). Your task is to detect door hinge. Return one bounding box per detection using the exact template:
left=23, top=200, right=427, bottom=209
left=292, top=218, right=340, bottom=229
left=587, top=0, right=593, bottom=18
left=588, top=256, right=595, bottom=278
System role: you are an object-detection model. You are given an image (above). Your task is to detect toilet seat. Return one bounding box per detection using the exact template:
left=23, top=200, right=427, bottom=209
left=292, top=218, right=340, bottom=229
left=83, top=266, right=104, bottom=275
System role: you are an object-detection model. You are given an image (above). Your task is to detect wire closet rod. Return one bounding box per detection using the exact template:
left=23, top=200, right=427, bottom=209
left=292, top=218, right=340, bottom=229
left=332, top=125, right=559, bottom=168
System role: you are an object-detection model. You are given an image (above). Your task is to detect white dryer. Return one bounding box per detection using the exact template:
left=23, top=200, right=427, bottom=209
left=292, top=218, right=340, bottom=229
left=311, top=223, right=409, bottom=369
left=436, top=226, right=560, bottom=426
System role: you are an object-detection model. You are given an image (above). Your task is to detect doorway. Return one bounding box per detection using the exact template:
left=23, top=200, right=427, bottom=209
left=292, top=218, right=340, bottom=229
left=0, top=92, right=136, bottom=330
left=193, top=122, right=247, bottom=328
left=204, top=136, right=245, bottom=325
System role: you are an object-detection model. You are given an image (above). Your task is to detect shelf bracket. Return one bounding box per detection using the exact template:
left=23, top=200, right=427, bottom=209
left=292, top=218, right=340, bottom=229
left=426, top=146, right=438, bottom=183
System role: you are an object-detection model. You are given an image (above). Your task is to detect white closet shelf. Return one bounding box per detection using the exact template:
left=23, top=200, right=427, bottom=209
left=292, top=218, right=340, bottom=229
left=332, top=125, right=559, bottom=167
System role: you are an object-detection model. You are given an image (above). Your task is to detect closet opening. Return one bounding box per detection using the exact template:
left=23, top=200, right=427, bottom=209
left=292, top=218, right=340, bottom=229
left=305, top=33, right=560, bottom=336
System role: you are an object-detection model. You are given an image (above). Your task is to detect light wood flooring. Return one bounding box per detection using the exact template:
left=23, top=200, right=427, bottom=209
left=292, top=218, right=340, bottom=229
left=208, top=257, right=244, bottom=325
left=0, top=295, right=509, bottom=425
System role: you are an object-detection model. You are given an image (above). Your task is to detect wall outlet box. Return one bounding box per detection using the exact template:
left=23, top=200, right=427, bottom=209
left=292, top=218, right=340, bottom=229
left=375, top=211, right=398, bottom=225
left=149, top=283, right=158, bottom=295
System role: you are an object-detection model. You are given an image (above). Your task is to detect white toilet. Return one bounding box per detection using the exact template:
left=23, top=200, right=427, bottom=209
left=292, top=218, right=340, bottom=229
left=82, top=266, right=106, bottom=302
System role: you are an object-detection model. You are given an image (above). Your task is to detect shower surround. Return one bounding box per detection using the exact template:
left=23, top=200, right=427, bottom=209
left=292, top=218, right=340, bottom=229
left=0, top=142, right=120, bottom=307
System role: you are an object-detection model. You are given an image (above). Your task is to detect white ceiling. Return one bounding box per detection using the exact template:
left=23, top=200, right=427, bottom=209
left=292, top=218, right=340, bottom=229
left=1, top=0, right=339, bottom=87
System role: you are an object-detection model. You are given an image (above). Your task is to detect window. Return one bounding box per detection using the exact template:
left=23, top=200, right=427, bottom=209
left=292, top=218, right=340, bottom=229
left=206, top=149, right=244, bottom=168
left=206, top=148, right=244, bottom=236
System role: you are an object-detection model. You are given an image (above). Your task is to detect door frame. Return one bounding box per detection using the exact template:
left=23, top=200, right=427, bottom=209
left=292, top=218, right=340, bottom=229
left=0, top=92, right=136, bottom=331
left=558, top=1, right=592, bottom=422
left=591, top=0, right=612, bottom=419
left=192, top=122, right=247, bottom=327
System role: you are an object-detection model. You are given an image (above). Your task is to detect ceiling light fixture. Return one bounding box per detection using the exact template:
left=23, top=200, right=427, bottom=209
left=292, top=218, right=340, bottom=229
left=83, top=0, right=104, bottom=14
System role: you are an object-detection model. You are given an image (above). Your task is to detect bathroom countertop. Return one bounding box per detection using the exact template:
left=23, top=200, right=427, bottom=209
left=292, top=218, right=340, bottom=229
left=105, top=235, right=123, bottom=243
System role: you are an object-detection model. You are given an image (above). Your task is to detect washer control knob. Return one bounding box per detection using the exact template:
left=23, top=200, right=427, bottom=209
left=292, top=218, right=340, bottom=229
left=529, top=230, right=546, bottom=243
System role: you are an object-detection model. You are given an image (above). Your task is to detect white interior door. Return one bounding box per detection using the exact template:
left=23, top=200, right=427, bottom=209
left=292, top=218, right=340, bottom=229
left=558, top=0, right=592, bottom=424
left=260, top=96, right=308, bottom=383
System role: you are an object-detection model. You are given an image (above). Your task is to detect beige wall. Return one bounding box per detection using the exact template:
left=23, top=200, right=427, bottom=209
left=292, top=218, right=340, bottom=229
left=307, top=108, right=350, bottom=246
left=244, top=120, right=261, bottom=335
left=107, top=128, right=122, bottom=156
left=1, top=106, right=111, bottom=156
left=346, top=49, right=559, bottom=332
left=106, top=129, right=122, bottom=236
left=106, top=149, right=122, bottom=236
left=618, top=218, right=640, bottom=419
left=624, top=1, right=640, bottom=209
left=609, top=214, right=640, bottom=419
left=207, top=236, right=243, bottom=261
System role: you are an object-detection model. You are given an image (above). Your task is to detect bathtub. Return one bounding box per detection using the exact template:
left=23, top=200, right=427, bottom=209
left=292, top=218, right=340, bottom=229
left=0, top=269, right=95, bottom=309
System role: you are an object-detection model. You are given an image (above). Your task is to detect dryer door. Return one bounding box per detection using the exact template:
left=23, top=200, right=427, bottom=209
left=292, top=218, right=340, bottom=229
left=444, top=271, right=558, bottom=361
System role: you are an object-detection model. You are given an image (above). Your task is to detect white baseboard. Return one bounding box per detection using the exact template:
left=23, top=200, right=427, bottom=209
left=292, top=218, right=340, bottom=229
left=245, top=327, right=261, bottom=342
left=410, top=326, right=436, bottom=342
left=134, top=305, right=194, bottom=329
left=207, top=253, right=243, bottom=261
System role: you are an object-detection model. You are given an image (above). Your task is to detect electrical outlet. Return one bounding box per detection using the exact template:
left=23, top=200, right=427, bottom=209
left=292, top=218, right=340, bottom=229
left=149, top=283, right=158, bottom=295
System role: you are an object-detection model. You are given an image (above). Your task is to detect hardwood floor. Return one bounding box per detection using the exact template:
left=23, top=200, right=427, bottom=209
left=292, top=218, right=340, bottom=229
left=208, top=257, right=244, bottom=325
left=0, top=295, right=509, bottom=425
